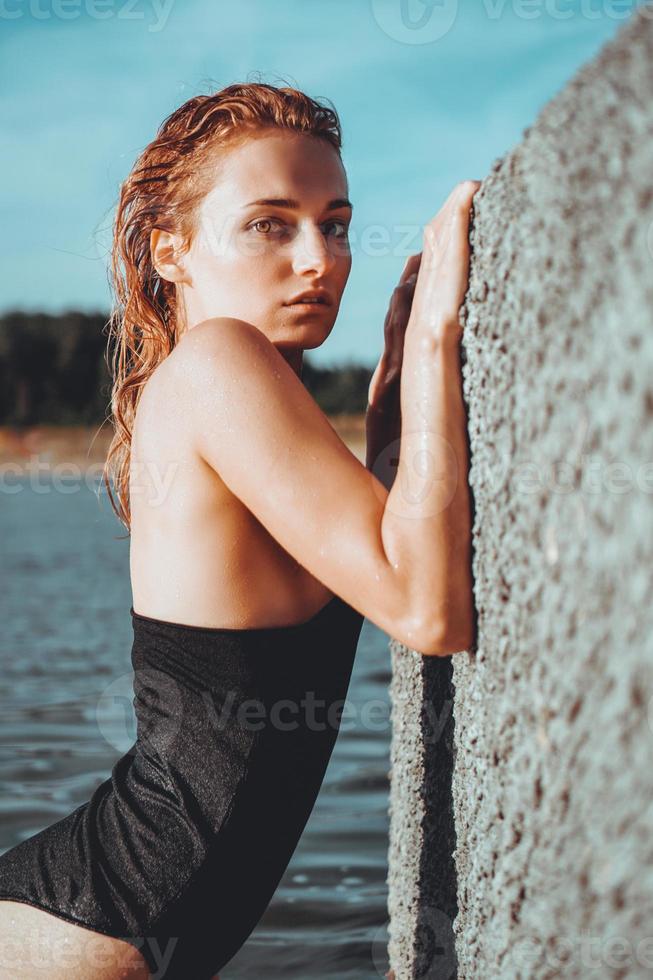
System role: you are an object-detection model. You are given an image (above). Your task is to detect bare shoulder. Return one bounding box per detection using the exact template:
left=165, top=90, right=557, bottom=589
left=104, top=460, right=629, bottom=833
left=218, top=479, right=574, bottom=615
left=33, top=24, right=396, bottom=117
left=174, top=315, right=276, bottom=365
left=170, top=315, right=341, bottom=460
left=170, top=316, right=289, bottom=422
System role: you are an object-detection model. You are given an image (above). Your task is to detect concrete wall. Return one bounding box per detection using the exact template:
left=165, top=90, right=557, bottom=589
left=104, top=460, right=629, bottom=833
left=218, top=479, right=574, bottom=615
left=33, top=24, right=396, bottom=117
left=387, top=9, right=653, bottom=979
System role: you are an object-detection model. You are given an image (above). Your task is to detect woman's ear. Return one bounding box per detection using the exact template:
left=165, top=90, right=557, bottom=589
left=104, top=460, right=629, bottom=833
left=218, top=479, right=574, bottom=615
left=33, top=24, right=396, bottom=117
left=150, top=228, right=190, bottom=284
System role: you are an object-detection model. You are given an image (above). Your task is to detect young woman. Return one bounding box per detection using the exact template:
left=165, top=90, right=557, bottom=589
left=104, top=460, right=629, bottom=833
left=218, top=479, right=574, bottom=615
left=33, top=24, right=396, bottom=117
left=0, top=82, right=479, bottom=978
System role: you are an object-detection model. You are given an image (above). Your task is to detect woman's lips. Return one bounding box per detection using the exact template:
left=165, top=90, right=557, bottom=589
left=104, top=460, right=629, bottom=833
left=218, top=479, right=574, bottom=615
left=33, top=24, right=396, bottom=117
left=286, top=301, right=329, bottom=311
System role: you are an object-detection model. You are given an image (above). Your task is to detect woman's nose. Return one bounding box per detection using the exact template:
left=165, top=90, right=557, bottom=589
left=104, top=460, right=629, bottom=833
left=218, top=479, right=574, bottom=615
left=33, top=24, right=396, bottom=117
left=291, top=224, right=336, bottom=276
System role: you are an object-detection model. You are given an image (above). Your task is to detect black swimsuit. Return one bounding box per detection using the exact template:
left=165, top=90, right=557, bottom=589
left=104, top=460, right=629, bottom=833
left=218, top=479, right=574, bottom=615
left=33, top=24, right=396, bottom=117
left=0, top=593, right=364, bottom=978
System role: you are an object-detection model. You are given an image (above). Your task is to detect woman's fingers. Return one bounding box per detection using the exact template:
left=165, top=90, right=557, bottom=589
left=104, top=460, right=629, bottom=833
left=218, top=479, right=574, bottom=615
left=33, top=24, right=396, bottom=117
left=399, top=251, right=422, bottom=285
left=387, top=179, right=481, bottom=343
left=426, top=180, right=481, bottom=243
left=378, top=275, right=417, bottom=388
left=436, top=179, right=481, bottom=224
left=385, top=276, right=416, bottom=345
left=407, top=179, right=482, bottom=335
left=399, top=181, right=479, bottom=281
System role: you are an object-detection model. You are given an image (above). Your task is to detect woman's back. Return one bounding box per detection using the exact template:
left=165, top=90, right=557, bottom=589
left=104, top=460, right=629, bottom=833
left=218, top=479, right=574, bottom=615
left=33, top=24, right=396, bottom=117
left=129, top=334, right=335, bottom=630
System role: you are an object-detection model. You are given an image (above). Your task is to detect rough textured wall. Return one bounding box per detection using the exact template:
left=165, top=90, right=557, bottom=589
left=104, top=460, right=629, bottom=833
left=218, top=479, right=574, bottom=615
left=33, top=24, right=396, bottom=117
left=387, top=9, right=653, bottom=979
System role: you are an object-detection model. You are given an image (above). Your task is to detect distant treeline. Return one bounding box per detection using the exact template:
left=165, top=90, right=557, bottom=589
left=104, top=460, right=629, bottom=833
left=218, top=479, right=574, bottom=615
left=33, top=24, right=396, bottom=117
left=0, top=311, right=373, bottom=425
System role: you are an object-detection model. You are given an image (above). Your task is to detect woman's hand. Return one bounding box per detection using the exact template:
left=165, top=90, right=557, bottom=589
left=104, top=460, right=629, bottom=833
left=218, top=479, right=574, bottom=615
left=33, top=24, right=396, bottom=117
left=367, top=251, right=422, bottom=412
left=365, top=179, right=480, bottom=481
left=406, top=179, right=481, bottom=344
left=365, top=255, right=422, bottom=481
left=368, top=177, right=480, bottom=410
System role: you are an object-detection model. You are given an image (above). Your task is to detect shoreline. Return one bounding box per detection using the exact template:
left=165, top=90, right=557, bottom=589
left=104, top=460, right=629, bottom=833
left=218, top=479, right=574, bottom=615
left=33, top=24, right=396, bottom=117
left=0, top=415, right=367, bottom=469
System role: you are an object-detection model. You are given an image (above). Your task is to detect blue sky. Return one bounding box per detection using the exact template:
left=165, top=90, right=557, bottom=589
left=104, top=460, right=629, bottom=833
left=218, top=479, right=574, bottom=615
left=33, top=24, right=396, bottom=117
left=0, top=0, right=639, bottom=366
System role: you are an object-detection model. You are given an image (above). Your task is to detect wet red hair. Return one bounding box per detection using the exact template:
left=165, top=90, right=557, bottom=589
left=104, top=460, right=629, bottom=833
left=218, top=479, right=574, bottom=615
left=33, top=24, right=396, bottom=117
left=101, top=79, right=343, bottom=533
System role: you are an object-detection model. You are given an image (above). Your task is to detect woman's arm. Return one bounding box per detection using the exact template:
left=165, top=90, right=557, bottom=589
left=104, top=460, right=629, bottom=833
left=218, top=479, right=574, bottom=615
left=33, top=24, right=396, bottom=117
left=177, top=181, right=480, bottom=657
left=380, top=181, right=480, bottom=653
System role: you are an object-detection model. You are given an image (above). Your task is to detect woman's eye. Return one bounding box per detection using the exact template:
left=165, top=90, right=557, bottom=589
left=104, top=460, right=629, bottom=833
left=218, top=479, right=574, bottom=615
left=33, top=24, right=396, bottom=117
left=249, top=218, right=285, bottom=235
left=324, top=219, right=349, bottom=238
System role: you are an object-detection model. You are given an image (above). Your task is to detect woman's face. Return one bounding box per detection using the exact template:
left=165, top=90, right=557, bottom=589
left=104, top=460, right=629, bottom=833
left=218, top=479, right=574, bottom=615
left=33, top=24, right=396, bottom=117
left=175, top=130, right=352, bottom=362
